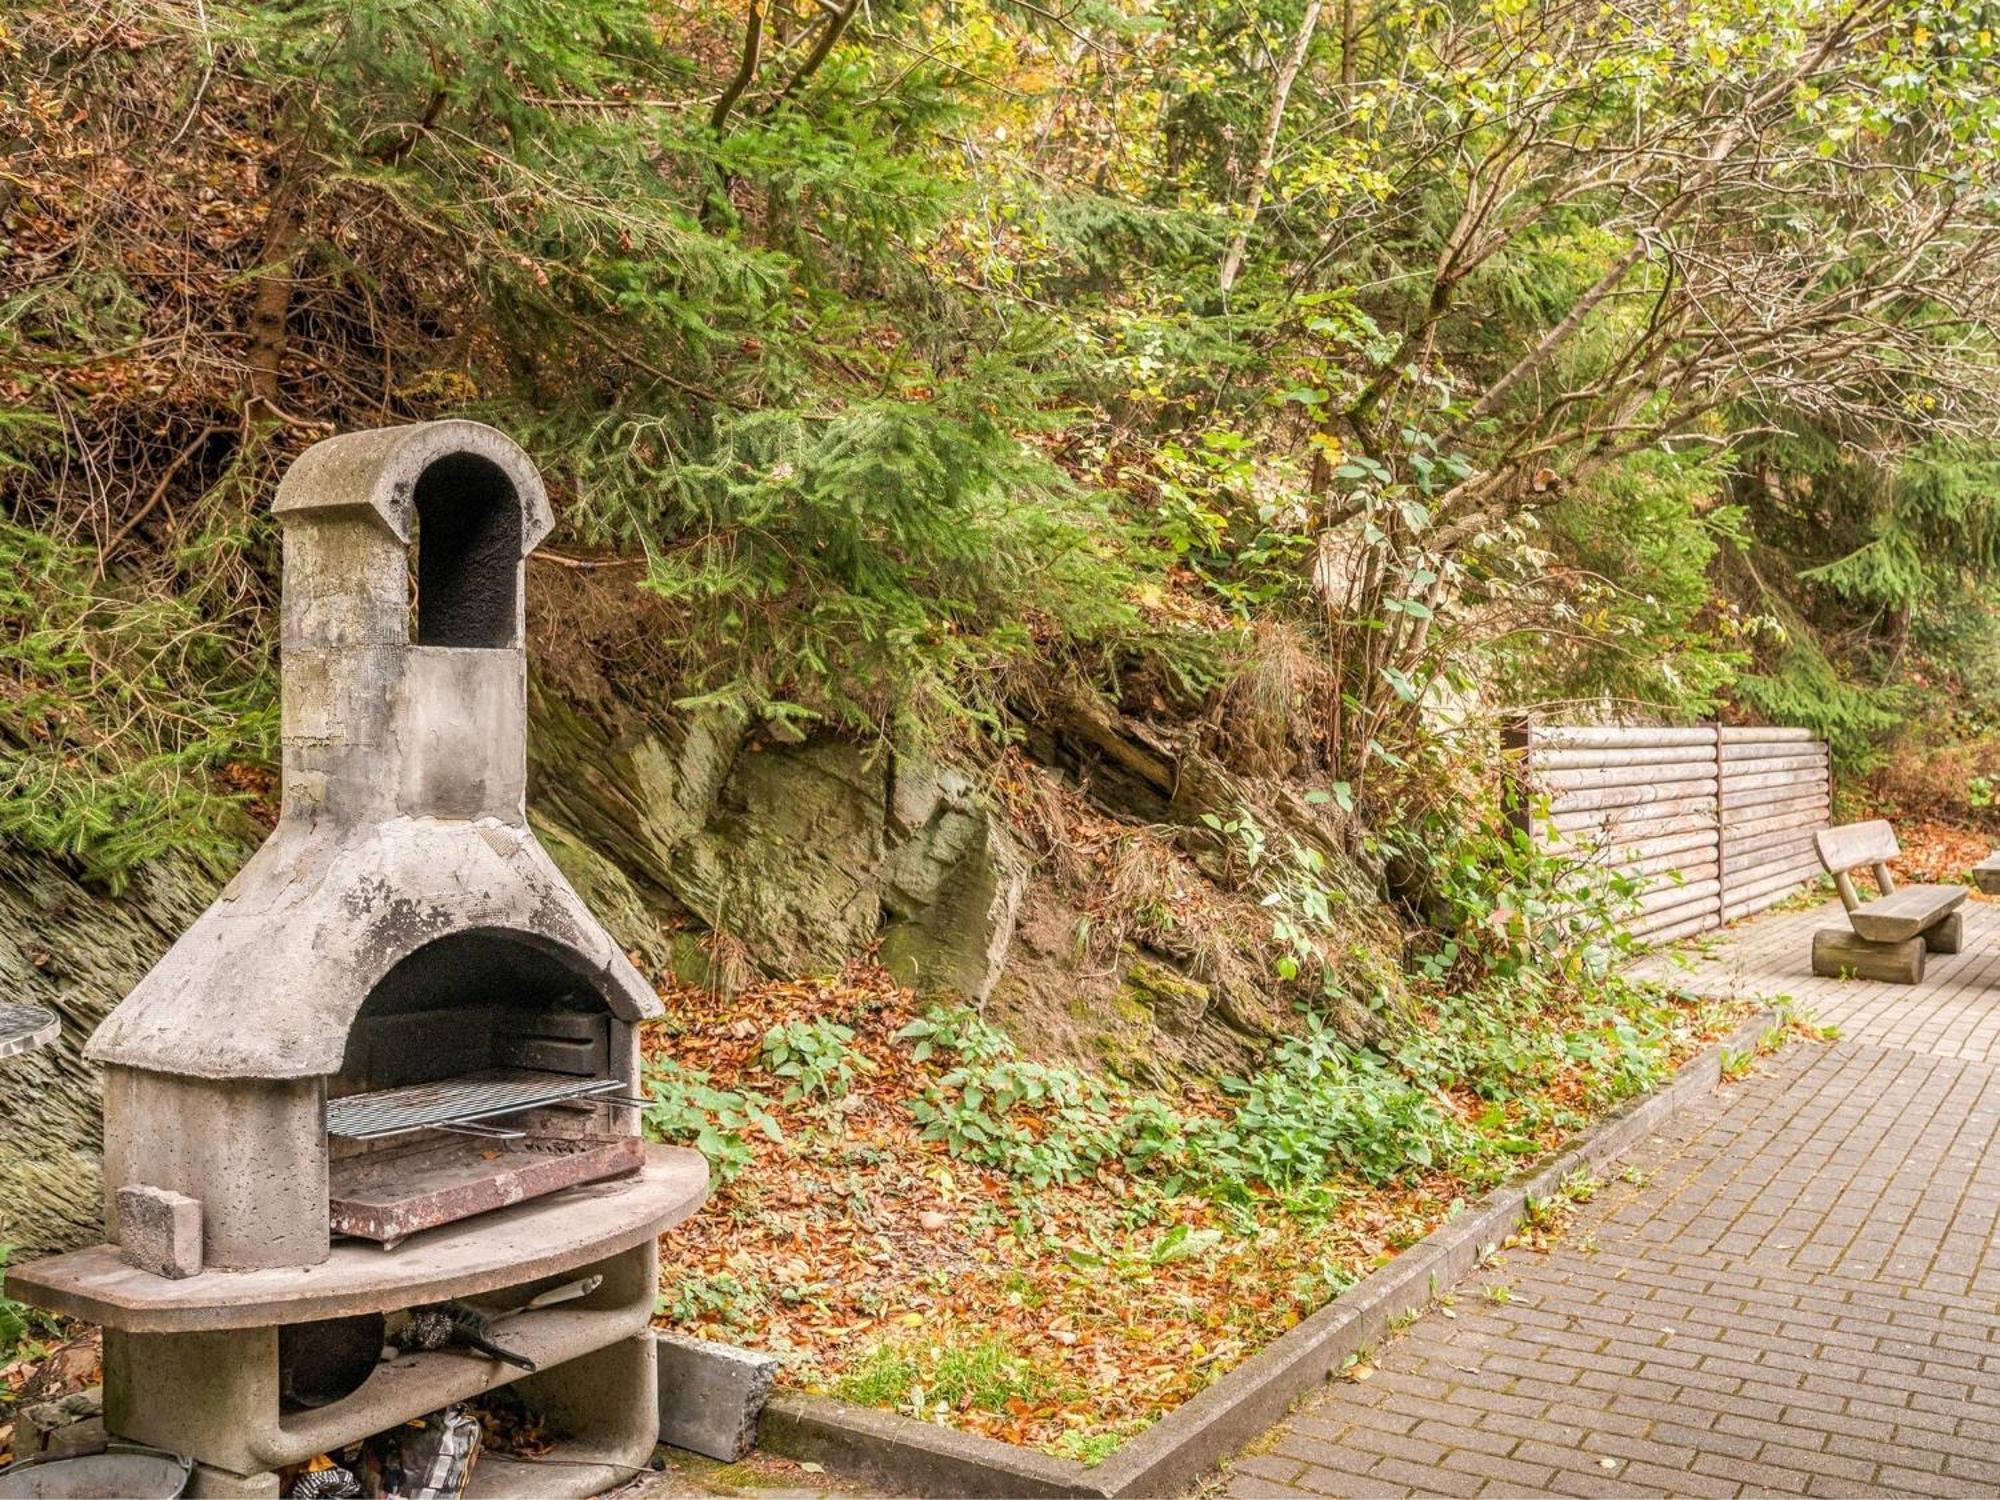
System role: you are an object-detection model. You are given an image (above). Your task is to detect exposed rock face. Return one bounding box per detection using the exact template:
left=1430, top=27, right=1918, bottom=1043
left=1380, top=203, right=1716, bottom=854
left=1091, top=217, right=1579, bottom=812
left=877, top=761, right=1028, bottom=1003
left=526, top=683, right=1028, bottom=1005
left=0, top=849, right=220, bottom=1254
left=672, top=738, right=890, bottom=971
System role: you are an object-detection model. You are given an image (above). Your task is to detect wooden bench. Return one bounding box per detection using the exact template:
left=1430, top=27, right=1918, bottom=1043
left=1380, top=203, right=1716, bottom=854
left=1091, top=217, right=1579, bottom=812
left=1811, top=820, right=1965, bottom=984
left=1973, top=852, right=2000, bottom=895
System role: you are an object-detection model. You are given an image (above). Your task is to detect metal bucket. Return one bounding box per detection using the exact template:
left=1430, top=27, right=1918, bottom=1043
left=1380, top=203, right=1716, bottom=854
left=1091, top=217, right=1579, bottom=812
left=0, top=1447, right=191, bottom=1499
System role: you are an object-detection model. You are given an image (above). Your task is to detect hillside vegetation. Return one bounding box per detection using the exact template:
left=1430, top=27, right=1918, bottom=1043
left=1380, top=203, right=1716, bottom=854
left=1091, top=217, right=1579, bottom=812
left=5, top=0, right=2000, bottom=875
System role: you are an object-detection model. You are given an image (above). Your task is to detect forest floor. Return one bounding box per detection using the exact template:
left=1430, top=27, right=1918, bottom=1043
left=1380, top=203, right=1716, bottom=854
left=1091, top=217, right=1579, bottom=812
left=644, top=966, right=1749, bottom=1462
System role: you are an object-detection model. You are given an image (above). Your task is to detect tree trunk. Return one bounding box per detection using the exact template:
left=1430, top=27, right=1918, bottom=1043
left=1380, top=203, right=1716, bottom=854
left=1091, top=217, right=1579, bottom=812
left=1218, top=0, right=1324, bottom=297
left=243, top=188, right=308, bottom=419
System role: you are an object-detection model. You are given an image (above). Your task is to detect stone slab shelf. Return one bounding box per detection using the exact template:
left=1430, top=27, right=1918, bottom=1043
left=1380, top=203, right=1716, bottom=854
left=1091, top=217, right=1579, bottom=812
left=271, top=1301, right=646, bottom=1470
left=468, top=1449, right=641, bottom=1500
left=13, top=1145, right=706, bottom=1333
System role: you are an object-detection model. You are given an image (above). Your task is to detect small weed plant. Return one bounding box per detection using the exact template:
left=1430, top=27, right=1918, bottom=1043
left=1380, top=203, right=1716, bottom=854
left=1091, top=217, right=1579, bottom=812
left=834, top=1334, right=1063, bottom=1422
left=759, top=1017, right=867, bottom=1103
left=641, top=1059, right=784, bottom=1183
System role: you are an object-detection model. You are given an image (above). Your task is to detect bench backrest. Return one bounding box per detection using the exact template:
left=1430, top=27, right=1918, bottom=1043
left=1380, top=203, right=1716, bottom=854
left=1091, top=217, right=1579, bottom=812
left=1816, top=819, right=1899, bottom=912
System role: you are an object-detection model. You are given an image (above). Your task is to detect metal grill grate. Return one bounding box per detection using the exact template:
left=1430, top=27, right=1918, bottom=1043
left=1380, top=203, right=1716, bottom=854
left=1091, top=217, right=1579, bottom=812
left=327, top=1069, right=626, bottom=1140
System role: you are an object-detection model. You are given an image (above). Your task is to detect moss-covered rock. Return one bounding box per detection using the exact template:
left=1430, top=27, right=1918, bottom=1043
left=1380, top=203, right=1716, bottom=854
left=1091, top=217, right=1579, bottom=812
left=1121, top=958, right=1211, bottom=1034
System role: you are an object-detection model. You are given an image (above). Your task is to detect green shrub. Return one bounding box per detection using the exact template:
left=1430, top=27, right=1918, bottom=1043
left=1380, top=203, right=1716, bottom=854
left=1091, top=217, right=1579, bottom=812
left=1189, top=1018, right=1473, bottom=1190
left=0, top=521, right=273, bottom=885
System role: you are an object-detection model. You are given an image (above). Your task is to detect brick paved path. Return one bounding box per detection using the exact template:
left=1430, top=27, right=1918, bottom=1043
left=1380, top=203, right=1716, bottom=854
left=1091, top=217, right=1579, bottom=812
left=1221, top=912, right=2000, bottom=1497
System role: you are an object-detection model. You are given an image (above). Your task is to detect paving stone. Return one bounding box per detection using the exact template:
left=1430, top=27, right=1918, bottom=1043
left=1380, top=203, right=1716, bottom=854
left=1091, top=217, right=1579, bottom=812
left=1229, top=1455, right=1306, bottom=1485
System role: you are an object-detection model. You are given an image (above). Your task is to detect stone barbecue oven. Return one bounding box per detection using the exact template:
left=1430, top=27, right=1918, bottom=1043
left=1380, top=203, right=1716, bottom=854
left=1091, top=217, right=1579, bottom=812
left=13, top=422, right=708, bottom=1498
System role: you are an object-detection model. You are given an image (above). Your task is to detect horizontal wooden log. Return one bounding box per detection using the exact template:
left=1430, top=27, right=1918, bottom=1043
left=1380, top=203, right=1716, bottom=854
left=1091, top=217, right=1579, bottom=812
left=1724, top=817, right=1822, bottom=851
left=1552, top=825, right=1716, bottom=860
left=1630, top=904, right=1721, bottom=944
left=1533, top=744, right=1725, bottom=771
left=1544, top=824, right=1720, bottom=856
left=1636, top=877, right=1721, bottom=914
left=1927, top=911, right=1964, bottom=955
left=1718, top=739, right=1830, bottom=764
left=1720, top=725, right=1818, bottom=743
left=1723, top=860, right=1827, bottom=908
left=1551, top=798, right=1716, bottom=836
left=1729, top=762, right=1830, bottom=790
left=1730, top=851, right=1826, bottom=890
left=1635, top=910, right=1722, bottom=944
left=1720, top=864, right=1816, bottom=900
left=1724, top=775, right=1831, bottom=808
left=1630, top=829, right=1723, bottom=859
left=1623, top=850, right=1719, bottom=882
left=1543, top=844, right=1713, bottom=884
left=1720, top=884, right=1817, bottom=924
left=1632, top=880, right=1728, bottom=916
left=1717, top=766, right=1830, bottom=799
left=1719, top=752, right=1828, bottom=779
left=1728, top=824, right=1824, bottom=856
left=1723, top=845, right=1824, bottom=878
left=1530, top=726, right=1717, bottom=750
left=1722, top=806, right=1829, bottom=842
left=1723, top=843, right=1825, bottom=875
left=1540, top=761, right=1718, bottom=793
left=1812, top=927, right=1924, bottom=984
left=1549, top=777, right=1719, bottom=815
left=1721, top=784, right=1830, bottom=818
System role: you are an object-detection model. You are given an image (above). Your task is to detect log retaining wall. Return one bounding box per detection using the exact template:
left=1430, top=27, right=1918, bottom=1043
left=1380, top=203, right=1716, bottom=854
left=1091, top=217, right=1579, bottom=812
left=1508, top=722, right=1832, bottom=944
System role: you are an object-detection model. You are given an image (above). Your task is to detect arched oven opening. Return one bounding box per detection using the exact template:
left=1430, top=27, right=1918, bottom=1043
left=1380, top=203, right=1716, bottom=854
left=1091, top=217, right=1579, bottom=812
left=327, top=929, right=644, bottom=1248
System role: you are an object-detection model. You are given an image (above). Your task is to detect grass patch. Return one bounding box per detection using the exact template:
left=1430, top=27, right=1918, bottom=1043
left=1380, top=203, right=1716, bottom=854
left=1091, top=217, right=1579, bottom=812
left=834, top=1334, right=1063, bottom=1420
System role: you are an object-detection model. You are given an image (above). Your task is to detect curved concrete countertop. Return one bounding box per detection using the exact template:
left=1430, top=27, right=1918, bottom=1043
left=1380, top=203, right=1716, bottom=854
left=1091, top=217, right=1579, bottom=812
left=12, top=1143, right=707, bottom=1333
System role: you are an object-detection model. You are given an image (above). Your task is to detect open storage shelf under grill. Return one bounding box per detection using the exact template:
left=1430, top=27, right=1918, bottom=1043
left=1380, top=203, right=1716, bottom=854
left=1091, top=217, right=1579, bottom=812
left=327, top=1068, right=629, bottom=1140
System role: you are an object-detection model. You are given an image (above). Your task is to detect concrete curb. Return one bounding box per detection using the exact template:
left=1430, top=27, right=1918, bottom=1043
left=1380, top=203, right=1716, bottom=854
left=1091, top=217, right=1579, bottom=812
left=756, top=1010, right=1782, bottom=1498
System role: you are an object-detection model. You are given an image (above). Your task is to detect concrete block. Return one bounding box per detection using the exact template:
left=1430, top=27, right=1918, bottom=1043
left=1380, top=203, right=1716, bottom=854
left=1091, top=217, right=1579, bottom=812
left=655, top=1331, right=778, bottom=1461
left=115, top=1185, right=203, bottom=1279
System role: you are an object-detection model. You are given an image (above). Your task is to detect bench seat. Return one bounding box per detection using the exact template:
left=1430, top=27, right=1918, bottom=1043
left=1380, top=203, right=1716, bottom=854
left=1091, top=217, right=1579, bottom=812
left=1847, top=884, right=1965, bottom=943
left=1973, top=853, right=2000, bottom=896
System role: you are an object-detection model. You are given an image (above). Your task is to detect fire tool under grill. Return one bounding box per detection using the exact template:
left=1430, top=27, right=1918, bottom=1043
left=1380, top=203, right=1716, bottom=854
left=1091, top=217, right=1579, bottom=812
left=11, top=422, right=709, bottom=1499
